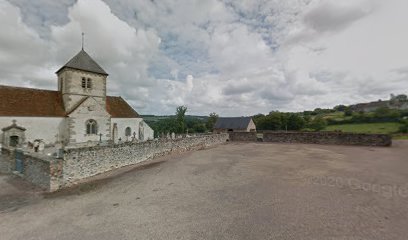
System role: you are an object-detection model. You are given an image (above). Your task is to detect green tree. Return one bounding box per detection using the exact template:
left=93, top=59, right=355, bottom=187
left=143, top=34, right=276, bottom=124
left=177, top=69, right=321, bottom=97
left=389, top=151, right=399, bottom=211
left=308, top=117, right=327, bottom=131
left=206, top=112, right=219, bottom=132
left=303, top=114, right=312, bottom=125
left=175, top=106, right=187, bottom=133
left=150, top=117, right=177, bottom=137
left=344, top=107, right=353, bottom=117
left=193, top=123, right=207, bottom=133
left=400, top=120, right=408, bottom=133
left=266, top=112, right=283, bottom=130
left=287, top=113, right=306, bottom=130
left=186, top=117, right=208, bottom=133
left=374, top=107, right=400, bottom=119
left=334, top=105, right=347, bottom=112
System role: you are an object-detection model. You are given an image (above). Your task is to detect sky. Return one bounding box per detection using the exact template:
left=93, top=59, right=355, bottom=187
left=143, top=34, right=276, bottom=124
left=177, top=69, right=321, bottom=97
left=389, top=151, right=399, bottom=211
left=0, top=0, right=407, bottom=116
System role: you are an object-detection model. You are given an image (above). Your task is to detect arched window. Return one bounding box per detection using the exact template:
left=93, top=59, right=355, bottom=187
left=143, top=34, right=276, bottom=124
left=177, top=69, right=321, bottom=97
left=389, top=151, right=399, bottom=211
left=125, top=127, right=132, bottom=137
left=87, top=78, right=92, bottom=89
left=86, top=119, right=98, bottom=135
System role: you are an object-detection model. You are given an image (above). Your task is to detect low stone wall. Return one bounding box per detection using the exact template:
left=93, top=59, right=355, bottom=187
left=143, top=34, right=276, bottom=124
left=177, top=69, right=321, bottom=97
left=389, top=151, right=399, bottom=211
left=61, top=133, right=229, bottom=188
left=0, top=148, right=12, bottom=173
left=262, top=132, right=392, bottom=146
left=0, top=148, right=62, bottom=191
left=229, top=132, right=258, bottom=142
left=22, top=153, right=63, bottom=191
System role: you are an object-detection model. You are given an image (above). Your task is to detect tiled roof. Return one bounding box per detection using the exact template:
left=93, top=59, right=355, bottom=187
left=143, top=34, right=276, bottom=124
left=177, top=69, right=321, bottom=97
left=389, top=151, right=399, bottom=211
left=0, top=85, right=66, bottom=117
left=0, top=85, right=139, bottom=118
left=106, top=96, right=139, bottom=118
left=214, top=117, right=252, bottom=130
left=56, top=49, right=108, bottom=76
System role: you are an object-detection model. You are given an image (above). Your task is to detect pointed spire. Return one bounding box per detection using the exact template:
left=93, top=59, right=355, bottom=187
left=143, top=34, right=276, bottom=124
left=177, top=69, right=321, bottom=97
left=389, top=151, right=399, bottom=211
left=56, top=49, right=108, bottom=75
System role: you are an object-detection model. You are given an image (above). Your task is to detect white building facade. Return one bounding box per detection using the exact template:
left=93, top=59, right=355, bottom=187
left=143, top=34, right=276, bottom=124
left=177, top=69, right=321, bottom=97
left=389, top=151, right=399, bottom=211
left=0, top=49, right=153, bottom=148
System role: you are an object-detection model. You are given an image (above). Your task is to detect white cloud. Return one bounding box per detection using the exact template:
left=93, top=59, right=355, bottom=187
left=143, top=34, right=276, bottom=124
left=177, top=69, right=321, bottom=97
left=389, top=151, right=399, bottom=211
left=0, top=0, right=50, bottom=87
left=1, top=0, right=408, bottom=116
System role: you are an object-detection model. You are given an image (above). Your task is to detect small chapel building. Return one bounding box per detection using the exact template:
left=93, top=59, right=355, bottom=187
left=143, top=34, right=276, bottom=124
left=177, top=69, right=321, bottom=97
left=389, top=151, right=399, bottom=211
left=0, top=49, right=154, bottom=148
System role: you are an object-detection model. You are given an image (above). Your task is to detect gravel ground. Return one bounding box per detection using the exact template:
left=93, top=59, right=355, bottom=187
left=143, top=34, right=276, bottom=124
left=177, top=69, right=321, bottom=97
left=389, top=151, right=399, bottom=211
left=1, top=141, right=408, bottom=240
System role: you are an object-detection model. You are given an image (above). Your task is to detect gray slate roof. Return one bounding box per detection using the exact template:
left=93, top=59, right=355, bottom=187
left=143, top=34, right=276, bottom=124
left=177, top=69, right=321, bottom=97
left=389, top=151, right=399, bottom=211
left=214, top=117, right=252, bottom=130
left=56, top=49, right=108, bottom=75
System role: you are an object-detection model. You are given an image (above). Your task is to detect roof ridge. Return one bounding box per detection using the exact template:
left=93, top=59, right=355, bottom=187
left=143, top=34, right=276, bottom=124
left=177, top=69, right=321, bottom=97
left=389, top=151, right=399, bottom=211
left=0, top=85, right=58, bottom=93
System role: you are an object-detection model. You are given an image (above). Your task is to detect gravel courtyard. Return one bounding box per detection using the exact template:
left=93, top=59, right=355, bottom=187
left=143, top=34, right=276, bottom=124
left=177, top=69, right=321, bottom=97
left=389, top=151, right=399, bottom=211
left=1, top=141, right=408, bottom=240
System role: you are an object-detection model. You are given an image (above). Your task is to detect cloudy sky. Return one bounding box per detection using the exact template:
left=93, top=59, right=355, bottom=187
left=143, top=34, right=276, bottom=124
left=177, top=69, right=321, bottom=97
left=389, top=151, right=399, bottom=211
left=1, top=0, right=407, bottom=116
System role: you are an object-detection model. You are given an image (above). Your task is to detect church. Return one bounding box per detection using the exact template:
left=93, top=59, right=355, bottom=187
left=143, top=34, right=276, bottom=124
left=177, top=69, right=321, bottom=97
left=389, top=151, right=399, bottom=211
left=0, top=49, right=154, bottom=148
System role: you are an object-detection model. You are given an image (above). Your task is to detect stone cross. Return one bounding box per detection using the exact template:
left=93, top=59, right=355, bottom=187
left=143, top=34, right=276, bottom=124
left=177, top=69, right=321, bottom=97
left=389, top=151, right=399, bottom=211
left=171, top=132, right=175, bottom=140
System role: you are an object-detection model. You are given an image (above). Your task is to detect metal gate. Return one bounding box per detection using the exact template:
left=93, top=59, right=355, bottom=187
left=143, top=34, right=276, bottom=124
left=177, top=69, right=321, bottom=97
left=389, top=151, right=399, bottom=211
left=15, top=149, right=24, bottom=173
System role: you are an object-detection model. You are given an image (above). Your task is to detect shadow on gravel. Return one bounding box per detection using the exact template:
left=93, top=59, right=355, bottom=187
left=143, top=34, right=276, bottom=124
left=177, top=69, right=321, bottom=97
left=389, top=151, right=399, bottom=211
left=0, top=194, right=33, bottom=213
left=0, top=175, right=42, bottom=214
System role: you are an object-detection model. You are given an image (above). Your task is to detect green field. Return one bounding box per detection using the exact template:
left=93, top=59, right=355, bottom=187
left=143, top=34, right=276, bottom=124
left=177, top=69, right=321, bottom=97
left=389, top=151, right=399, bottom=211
left=393, top=135, right=408, bottom=140
left=324, top=122, right=402, bottom=134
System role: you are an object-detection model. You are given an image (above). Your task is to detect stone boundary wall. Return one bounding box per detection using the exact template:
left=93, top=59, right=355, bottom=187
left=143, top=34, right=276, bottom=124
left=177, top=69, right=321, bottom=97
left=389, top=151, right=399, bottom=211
left=0, top=149, right=62, bottom=191
left=228, top=132, right=392, bottom=146
left=0, top=148, right=13, bottom=173
left=262, top=132, right=392, bottom=146
left=22, top=153, right=63, bottom=191
left=263, top=132, right=392, bottom=147
left=229, top=132, right=258, bottom=142
left=61, top=133, right=229, bottom=188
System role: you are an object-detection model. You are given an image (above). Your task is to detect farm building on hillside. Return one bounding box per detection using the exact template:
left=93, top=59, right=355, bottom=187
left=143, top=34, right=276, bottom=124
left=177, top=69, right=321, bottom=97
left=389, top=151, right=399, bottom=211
left=213, top=117, right=256, bottom=133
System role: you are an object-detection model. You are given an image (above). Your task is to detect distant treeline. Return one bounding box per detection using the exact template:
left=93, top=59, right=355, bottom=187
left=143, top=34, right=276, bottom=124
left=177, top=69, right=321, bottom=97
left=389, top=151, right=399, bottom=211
left=144, top=103, right=408, bottom=136
left=145, top=107, right=217, bottom=137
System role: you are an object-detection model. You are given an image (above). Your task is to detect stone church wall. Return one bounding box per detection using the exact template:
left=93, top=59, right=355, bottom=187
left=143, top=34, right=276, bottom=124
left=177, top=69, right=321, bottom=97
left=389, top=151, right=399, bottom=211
left=59, top=69, right=107, bottom=111
left=61, top=133, right=229, bottom=188
left=67, top=97, right=111, bottom=144
left=0, top=117, right=65, bottom=145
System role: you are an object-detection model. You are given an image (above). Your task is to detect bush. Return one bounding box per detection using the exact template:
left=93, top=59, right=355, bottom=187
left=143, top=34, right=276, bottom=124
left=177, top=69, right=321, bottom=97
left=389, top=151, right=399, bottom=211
left=327, top=110, right=402, bottom=125
left=399, top=120, right=408, bottom=133
left=344, top=108, right=353, bottom=117
left=308, top=117, right=327, bottom=131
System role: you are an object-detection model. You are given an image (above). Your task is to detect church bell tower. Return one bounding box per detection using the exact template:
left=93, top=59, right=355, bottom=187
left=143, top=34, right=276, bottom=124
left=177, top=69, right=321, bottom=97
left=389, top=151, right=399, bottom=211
left=55, top=49, right=108, bottom=112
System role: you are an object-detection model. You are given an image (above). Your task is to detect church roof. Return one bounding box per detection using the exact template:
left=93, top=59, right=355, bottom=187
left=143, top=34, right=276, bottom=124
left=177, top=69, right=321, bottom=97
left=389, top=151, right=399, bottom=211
left=0, top=85, right=139, bottom=118
left=214, top=117, right=253, bottom=130
left=0, top=85, right=66, bottom=117
left=56, top=49, right=108, bottom=76
left=106, top=96, right=140, bottom=118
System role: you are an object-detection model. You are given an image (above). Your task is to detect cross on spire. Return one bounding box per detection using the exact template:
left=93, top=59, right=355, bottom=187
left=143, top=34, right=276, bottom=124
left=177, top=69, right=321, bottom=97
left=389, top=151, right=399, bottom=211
left=81, top=32, right=85, bottom=50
